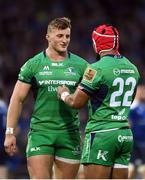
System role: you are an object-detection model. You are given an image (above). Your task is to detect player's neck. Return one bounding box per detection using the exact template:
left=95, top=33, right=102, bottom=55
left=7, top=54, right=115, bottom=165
left=46, top=48, right=68, bottom=61
left=100, top=50, right=120, bottom=57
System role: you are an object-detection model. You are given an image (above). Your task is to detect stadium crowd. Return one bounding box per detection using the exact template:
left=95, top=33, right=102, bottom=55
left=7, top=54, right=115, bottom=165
left=1, top=0, right=145, bottom=178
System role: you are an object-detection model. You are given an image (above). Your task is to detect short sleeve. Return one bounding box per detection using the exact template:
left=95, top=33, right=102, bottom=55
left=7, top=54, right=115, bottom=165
left=18, top=60, right=34, bottom=84
left=79, top=65, right=102, bottom=96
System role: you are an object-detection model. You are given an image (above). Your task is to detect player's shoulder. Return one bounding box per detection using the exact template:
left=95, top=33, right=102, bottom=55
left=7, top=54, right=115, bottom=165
left=27, top=51, right=44, bottom=63
left=69, top=52, right=87, bottom=64
left=124, top=57, right=140, bottom=78
left=84, top=62, right=102, bottom=78
left=91, top=56, right=110, bottom=68
left=88, top=60, right=102, bottom=71
left=123, top=56, right=138, bottom=69
left=21, top=51, right=44, bottom=71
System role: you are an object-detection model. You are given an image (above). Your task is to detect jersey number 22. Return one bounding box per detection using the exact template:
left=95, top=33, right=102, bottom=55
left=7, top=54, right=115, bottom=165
left=110, top=77, right=137, bottom=107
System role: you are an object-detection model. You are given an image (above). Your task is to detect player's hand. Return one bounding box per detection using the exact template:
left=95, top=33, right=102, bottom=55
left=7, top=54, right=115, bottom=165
left=4, top=134, right=17, bottom=156
left=57, top=85, right=70, bottom=99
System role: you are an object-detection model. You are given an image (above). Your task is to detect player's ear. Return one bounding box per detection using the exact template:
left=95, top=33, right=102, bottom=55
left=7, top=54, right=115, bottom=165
left=46, top=34, right=49, bottom=40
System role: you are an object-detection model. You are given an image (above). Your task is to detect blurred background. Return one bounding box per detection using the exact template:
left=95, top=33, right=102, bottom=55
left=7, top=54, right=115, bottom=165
left=1, top=0, right=145, bottom=178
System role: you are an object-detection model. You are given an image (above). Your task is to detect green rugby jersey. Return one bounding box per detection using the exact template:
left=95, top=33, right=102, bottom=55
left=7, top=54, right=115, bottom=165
left=18, top=51, right=88, bottom=132
left=79, top=55, right=140, bottom=133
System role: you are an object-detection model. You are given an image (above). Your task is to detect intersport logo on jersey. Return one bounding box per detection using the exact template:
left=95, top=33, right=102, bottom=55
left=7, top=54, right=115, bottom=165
left=38, top=80, right=77, bottom=92
left=38, top=80, right=76, bottom=86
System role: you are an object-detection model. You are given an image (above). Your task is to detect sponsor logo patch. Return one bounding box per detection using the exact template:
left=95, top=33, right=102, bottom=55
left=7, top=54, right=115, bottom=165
left=83, top=68, right=97, bottom=82
left=113, top=68, right=135, bottom=76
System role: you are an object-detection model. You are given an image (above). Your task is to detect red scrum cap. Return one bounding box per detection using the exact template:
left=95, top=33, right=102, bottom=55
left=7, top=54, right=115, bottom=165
left=92, top=24, right=119, bottom=54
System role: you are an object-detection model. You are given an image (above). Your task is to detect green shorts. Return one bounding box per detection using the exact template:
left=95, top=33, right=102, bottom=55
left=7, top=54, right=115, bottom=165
left=81, top=128, right=133, bottom=167
left=26, top=129, right=81, bottom=162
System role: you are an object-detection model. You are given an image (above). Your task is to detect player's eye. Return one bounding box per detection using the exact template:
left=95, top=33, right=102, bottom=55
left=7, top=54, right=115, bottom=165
left=57, top=34, right=63, bottom=38
left=66, top=34, right=70, bottom=39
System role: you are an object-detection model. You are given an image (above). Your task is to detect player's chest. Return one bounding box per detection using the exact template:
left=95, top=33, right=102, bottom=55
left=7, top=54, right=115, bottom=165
left=34, top=62, right=81, bottom=87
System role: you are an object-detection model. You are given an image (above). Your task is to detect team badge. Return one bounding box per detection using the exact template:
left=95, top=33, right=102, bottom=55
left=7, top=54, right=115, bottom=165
left=83, top=67, right=97, bottom=82
left=64, top=67, right=76, bottom=75
left=113, top=68, right=120, bottom=76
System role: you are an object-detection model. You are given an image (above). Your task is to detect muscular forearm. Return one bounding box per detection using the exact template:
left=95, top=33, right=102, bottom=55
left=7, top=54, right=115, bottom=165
left=4, top=95, right=23, bottom=156
left=4, top=81, right=30, bottom=156
left=58, top=86, right=89, bottom=109
left=65, top=94, right=81, bottom=109
left=6, top=95, right=23, bottom=130
left=6, top=81, right=31, bottom=133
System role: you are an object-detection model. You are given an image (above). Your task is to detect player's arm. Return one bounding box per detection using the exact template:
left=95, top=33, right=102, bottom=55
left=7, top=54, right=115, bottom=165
left=4, top=80, right=31, bottom=156
left=6, top=80, right=31, bottom=129
left=57, top=85, right=89, bottom=109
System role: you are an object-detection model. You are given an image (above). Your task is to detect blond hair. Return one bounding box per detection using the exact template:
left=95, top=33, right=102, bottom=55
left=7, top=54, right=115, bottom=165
left=47, top=17, right=71, bottom=33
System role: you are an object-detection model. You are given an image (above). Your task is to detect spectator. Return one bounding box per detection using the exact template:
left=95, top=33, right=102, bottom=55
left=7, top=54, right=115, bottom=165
left=128, top=85, right=145, bottom=179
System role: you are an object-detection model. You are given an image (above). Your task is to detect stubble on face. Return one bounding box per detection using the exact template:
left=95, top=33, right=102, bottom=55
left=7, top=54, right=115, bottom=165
left=47, top=28, right=71, bottom=54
